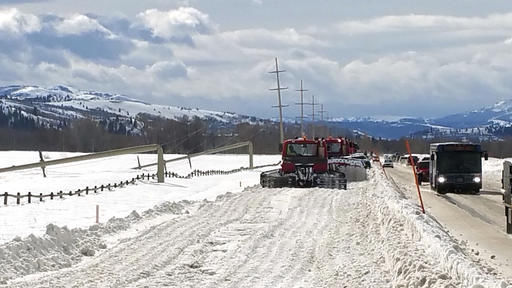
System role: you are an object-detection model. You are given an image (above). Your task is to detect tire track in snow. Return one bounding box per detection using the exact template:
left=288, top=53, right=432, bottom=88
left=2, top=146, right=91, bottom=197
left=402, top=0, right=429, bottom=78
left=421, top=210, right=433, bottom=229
left=7, top=190, right=268, bottom=288
left=6, top=176, right=486, bottom=288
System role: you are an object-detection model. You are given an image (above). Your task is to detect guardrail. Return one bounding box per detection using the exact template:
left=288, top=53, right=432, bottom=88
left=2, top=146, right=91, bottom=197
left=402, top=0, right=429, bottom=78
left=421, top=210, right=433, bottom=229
left=135, top=141, right=254, bottom=170
left=0, top=144, right=166, bottom=183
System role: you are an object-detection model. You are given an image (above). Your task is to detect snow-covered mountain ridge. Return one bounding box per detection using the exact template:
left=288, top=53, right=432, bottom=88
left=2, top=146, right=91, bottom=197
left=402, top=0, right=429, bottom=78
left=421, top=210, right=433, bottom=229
left=0, top=85, right=265, bottom=134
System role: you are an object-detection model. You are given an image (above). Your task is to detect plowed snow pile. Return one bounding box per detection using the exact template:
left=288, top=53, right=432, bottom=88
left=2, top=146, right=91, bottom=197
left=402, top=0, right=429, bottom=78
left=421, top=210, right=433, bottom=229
left=1, top=169, right=509, bottom=287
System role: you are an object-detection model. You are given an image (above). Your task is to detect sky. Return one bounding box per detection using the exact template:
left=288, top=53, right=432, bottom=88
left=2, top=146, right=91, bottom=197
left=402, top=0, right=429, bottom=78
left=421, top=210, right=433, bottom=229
left=1, top=0, right=512, bottom=120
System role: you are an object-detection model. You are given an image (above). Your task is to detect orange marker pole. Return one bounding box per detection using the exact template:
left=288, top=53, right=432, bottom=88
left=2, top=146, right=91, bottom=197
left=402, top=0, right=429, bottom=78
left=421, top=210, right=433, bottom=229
left=405, top=140, right=425, bottom=214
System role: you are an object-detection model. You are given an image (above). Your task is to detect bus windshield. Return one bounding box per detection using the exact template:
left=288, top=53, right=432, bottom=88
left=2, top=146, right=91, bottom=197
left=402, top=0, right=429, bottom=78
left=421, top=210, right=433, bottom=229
left=437, top=152, right=481, bottom=173
left=286, top=143, right=318, bottom=157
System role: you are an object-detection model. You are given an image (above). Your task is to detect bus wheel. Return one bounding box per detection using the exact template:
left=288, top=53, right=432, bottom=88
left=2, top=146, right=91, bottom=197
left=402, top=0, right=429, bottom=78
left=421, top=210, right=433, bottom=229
left=472, top=189, right=480, bottom=195
left=437, top=187, right=447, bottom=195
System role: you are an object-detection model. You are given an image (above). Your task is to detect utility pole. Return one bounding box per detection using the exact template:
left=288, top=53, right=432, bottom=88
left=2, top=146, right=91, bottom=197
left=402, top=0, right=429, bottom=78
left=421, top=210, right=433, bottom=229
left=269, top=57, right=288, bottom=144
left=318, top=104, right=327, bottom=121
left=295, top=80, right=308, bottom=137
left=305, top=95, right=320, bottom=138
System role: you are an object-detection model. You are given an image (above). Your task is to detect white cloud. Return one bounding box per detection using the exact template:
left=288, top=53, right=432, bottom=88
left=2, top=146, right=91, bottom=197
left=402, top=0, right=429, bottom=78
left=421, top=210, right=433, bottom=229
left=3, top=6, right=512, bottom=118
left=54, top=14, right=111, bottom=36
left=136, top=7, right=212, bottom=40
left=147, top=60, right=188, bottom=79
left=0, top=8, right=41, bottom=34
left=337, top=13, right=512, bottom=34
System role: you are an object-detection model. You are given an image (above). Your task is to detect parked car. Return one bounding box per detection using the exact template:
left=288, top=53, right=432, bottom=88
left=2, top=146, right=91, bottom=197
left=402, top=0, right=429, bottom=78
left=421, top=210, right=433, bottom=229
left=408, top=156, right=419, bottom=166
left=399, top=155, right=409, bottom=164
left=416, top=160, right=430, bottom=183
left=382, top=159, right=394, bottom=168
left=350, top=153, right=371, bottom=169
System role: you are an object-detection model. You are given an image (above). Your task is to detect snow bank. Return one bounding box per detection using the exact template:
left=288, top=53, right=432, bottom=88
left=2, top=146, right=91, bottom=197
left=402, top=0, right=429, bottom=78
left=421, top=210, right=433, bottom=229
left=0, top=200, right=190, bottom=284
left=370, top=169, right=509, bottom=287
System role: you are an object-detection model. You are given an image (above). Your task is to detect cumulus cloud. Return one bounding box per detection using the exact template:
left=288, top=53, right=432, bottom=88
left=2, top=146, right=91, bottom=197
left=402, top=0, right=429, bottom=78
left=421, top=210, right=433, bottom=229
left=337, top=13, right=512, bottom=34
left=53, top=14, right=111, bottom=36
left=136, top=7, right=212, bottom=40
left=2, top=6, right=512, bottom=118
left=148, top=60, right=188, bottom=79
left=0, top=8, right=40, bottom=34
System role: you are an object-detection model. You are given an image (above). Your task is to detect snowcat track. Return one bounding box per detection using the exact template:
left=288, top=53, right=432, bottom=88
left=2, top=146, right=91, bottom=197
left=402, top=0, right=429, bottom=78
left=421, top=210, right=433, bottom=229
left=317, top=173, right=347, bottom=190
left=260, top=170, right=295, bottom=188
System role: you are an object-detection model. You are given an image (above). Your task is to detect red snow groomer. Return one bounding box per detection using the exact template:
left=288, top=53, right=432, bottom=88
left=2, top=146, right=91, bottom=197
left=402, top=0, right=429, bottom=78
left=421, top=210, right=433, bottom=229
left=260, top=137, right=347, bottom=189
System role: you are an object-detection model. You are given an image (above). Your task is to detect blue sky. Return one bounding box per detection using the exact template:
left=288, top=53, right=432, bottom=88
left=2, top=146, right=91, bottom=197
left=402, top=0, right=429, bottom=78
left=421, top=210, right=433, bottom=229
left=1, top=0, right=512, bottom=119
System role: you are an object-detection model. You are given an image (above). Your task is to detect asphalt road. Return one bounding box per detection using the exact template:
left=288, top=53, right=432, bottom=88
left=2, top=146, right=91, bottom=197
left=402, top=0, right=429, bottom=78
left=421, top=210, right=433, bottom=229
left=385, top=163, right=512, bottom=281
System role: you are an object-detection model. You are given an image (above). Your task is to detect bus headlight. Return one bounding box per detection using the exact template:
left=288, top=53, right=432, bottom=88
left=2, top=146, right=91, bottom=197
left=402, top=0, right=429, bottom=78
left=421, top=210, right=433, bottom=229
left=438, top=176, right=446, bottom=183
left=473, top=177, right=481, bottom=183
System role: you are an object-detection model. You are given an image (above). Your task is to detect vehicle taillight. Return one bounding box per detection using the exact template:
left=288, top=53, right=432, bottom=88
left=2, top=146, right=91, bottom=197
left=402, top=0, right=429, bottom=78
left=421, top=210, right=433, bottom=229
left=313, top=162, right=327, bottom=173
left=281, top=161, right=295, bottom=173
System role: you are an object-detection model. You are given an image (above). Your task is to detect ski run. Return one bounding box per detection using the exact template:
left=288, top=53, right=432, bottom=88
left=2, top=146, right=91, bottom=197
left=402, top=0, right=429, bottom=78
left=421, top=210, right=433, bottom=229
left=0, top=153, right=510, bottom=287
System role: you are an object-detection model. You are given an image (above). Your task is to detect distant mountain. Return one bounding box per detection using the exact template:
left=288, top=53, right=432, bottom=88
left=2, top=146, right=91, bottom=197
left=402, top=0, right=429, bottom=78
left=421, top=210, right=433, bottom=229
left=2, top=84, right=512, bottom=140
left=430, top=100, right=512, bottom=129
left=325, top=100, right=512, bottom=140
left=0, top=85, right=266, bottom=135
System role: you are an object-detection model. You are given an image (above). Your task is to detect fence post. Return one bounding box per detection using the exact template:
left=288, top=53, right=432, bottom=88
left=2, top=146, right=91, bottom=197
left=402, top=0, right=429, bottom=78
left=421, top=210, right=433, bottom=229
left=69, top=191, right=72, bottom=196
left=59, top=191, right=63, bottom=199
left=94, top=186, right=97, bottom=193
left=77, top=189, right=81, bottom=196
left=51, top=192, right=54, bottom=200
left=39, top=193, right=43, bottom=202
left=4, top=192, right=7, bottom=205
left=86, top=186, right=89, bottom=195
left=16, top=193, right=20, bottom=205
left=101, top=185, right=104, bottom=192
left=28, top=192, right=31, bottom=204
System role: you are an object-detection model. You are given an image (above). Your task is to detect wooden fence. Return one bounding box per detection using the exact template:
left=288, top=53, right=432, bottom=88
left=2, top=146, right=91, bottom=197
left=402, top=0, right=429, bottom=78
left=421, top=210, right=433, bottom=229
left=2, top=162, right=280, bottom=206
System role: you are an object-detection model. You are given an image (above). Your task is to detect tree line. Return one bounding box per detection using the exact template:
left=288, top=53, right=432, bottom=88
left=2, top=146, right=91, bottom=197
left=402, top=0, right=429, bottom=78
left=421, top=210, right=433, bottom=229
left=357, top=135, right=512, bottom=158
left=0, top=114, right=353, bottom=155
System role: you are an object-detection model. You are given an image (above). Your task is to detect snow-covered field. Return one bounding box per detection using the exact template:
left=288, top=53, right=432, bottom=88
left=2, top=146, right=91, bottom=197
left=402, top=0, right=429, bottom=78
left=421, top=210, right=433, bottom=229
left=0, top=152, right=510, bottom=287
left=0, top=151, right=280, bottom=244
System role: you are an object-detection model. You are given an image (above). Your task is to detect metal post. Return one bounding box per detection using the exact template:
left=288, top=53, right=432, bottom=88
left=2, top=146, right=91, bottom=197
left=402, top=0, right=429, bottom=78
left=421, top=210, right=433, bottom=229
left=157, top=146, right=165, bottom=183
left=248, top=141, right=254, bottom=169
left=39, top=151, right=47, bottom=178
left=503, top=161, right=512, bottom=234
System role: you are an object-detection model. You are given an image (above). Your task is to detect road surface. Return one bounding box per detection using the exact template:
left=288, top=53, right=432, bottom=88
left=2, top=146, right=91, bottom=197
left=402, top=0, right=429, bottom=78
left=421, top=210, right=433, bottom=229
left=385, top=163, right=512, bottom=281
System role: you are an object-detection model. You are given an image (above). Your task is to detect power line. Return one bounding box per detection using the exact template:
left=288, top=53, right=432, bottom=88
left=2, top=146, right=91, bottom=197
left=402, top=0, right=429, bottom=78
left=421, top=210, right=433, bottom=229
left=269, top=57, right=288, bottom=144
left=295, top=80, right=308, bottom=137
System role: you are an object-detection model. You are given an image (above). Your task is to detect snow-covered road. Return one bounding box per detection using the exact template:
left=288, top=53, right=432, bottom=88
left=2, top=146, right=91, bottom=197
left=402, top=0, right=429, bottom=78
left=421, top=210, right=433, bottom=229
left=4, top=169, right=507, bottom=288
left=385, top=162, right=512, bottom=282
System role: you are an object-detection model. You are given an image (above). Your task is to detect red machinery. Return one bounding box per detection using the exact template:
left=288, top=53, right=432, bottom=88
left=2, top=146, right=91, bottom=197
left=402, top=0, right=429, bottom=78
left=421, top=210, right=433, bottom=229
left=260, top=137, right=347, bottom=189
